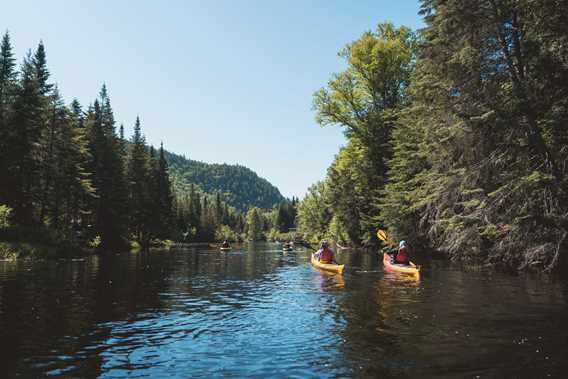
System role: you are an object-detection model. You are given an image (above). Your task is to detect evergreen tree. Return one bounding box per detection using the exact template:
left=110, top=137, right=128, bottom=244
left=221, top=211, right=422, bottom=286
left=0, top=31, right=17, bottom=206
left=87, top=87, right=129, bottom=249
left=32, top=41, right=52, bottom=96
left=9, top=51, right=43, bottom=224
left=127, top=116, right=151, bottom=245
left=155, top=143, right=173, bottom=238
left=246, top=207, right=263, bottom=241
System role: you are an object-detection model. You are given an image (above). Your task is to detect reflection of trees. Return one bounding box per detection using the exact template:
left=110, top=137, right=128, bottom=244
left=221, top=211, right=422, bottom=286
left=327, top=250, right=423, bottom=378
left=0, top=250, right=177, bottom=377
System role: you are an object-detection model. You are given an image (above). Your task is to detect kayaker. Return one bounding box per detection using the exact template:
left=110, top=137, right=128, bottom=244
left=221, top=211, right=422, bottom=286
left=221, top=240, right=230, bottom=248
left=316, top=240, right=334, bottom=264
left=386, top=240, right=410, bottom=265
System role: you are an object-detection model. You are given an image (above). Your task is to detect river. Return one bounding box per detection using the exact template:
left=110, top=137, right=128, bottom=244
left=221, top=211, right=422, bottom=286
left=0, top=243, right=567, bottom=378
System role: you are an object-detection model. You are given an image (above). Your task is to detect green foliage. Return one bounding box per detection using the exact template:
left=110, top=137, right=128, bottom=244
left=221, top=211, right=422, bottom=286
left=166, top=151, right=284, bottom=211
left=297, top=181, right=332, bottom=242
left=266, top=229, right=297, bottom=242
left=0, top=204, right=12, bottom=229
left=246, top=207, right=264, bottom=241
left=303, top=3, right=568, bottom=272
left=0, top=34, right=272, bottom=256
left=88, top=235, right=101, bottom=249
left=301, top=22, right=417, bottom=244
left=215, top=224, right=240, bottom=242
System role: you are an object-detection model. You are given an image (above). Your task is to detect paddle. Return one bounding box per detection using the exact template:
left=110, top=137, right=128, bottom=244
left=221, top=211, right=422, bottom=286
left=377, top=229, right=397, bottom=251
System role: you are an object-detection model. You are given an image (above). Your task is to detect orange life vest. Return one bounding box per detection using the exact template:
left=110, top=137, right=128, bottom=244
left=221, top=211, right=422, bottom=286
left=319, top=248, right=334, bottom=263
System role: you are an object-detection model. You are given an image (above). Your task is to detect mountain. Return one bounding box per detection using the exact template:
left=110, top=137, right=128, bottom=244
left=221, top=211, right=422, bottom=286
left=164, top=150, right=285, bottom=211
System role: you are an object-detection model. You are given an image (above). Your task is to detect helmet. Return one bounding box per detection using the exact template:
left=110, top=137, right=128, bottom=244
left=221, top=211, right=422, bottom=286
left=321, top=240, right=329, bottom=248
left=399, top=240, right=407, bottom=248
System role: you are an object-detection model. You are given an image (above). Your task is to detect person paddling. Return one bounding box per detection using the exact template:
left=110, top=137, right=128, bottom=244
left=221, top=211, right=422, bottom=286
left=316, top=240, right=334, bottom=264
left=385, top=240, right=410, bottom=265
left=221, top=240, right=230, bottom=248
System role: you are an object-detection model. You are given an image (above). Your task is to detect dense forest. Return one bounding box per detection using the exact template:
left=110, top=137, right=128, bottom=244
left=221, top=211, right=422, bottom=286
left=0, top=32, right=294, bottom=256
left=297, top=0, right=568, bottom=273
left=165, top=151, right=284, bottom=211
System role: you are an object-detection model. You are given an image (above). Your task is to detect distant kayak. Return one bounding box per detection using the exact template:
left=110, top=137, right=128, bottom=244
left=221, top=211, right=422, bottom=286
left=282, top=246, right=293, bottom=252
left=219, top=246, right=231, bottom=251
left=311, top=253, right=345, bottom=274
left=383, top=253, right=420, bottom=275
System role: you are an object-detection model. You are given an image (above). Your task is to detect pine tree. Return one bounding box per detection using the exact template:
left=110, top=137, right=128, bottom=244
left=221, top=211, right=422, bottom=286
left=127, top=116, right=151, bottom=246
left=66, top=99, right=95, bottom=232
left=155, top=142, right=173, bottom=238
left=9, top=51, right=43, bottom=224
left=246, top=207, right=263, bottom=241
left=87, top=87, right=129, bottom=250
left=0, top=31, right=17, bottom=206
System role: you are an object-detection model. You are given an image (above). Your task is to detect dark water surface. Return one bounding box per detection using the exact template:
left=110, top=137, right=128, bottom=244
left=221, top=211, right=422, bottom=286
left=1, top=243, right=567, bottom=378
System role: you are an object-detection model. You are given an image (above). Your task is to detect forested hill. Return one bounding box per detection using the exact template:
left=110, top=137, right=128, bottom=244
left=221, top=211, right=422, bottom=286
left=164, top=151, right=285, bottom=211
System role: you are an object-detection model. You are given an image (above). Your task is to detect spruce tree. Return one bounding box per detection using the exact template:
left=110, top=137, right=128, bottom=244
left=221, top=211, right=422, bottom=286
left=156, top=142, right=173, bottom=238
left=87, top=87, right=129, bottom=250
left=9, top=52, right=43, bottom=224
left=0, top=31, right=17, bottom=206
left=127, top=116, right=151, bottom=246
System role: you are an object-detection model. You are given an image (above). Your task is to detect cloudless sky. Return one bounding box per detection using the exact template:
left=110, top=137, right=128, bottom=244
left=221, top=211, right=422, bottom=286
left=1, top=0, right=423, bottom=198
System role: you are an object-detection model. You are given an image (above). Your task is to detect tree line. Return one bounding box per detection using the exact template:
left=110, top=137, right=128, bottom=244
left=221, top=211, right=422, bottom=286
left=0, top=32, right=176, bottom=250
left=0, top=32, right=294, bottom=254
left=297, top=0, right=568, bottom=273
left=0, top=32, right=298, bottom=255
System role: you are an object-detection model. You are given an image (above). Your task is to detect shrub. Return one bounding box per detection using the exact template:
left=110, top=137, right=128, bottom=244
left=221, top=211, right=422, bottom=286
left=0, top=204, right=12, bottom=229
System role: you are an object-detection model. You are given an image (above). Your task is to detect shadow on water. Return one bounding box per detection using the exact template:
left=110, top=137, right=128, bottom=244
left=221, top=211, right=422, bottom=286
left=0, top=243, right=567, bottom=378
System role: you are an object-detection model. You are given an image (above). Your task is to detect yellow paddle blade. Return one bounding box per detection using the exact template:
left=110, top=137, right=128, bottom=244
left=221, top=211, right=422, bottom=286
left=377, top=229, right=387, bottom=241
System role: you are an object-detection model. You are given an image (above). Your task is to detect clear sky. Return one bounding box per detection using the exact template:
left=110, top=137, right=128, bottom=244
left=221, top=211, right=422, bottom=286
left=1, top=0, right=423, bottom=198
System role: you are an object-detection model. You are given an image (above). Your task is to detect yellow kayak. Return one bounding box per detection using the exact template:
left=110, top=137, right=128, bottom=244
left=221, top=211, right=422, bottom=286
left=383, top=253, right=420, bottom=275
left=311, top=253, right=345, bottom=274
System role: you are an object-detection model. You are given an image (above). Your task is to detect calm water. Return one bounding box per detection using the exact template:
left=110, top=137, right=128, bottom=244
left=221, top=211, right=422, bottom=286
left=1, top=243, right=567, bottom=378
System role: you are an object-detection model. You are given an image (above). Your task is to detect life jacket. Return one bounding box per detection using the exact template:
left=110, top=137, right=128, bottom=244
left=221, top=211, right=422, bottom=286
left=319, top=248, right=334, bottom=263
left=395, top=246, right=410, bottom=264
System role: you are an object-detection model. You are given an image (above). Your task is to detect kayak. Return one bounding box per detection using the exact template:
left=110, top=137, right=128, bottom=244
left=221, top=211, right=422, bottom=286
left=383, top=253, right=420, bottom=275
left=282, top=246, right=293, bottom=251
left=219, top=246, right=231, bottom=251
left=311, top=253, right=345, bottom=274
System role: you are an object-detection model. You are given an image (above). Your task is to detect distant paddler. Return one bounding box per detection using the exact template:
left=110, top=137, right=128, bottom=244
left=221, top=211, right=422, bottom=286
left=220, top=240, right=231, bottom=251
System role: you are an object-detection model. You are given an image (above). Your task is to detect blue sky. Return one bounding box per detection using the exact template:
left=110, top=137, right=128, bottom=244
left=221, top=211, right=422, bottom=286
left=1, top=0, right=423, bottom=198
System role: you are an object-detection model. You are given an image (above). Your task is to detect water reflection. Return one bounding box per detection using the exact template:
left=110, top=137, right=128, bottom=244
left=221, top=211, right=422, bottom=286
left=0, top=245, right=567, bottom=378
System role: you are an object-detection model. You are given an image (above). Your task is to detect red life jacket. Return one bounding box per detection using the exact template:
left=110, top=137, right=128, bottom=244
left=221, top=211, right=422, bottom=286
left=319, top=248, right=334, bottom=263
left=395, top=246, right=409, bottom=264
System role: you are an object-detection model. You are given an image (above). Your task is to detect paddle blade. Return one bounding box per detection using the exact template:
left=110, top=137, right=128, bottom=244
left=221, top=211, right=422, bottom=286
left=377, top=229, right=387, bottom=241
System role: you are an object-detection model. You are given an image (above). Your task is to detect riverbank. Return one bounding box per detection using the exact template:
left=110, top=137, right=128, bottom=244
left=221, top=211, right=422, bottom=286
left=0, top=225, right=179, bottom=261
left=0, top=241, right=81, bottom=260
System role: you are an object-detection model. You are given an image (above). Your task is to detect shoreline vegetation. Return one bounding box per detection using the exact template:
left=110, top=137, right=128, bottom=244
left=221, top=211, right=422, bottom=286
left=0, top=32, right=297, bottom=261
left=295, top=2, right=568, bottom=275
